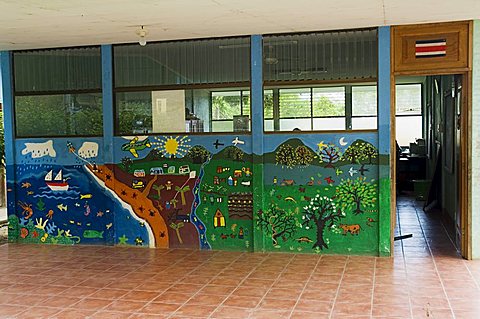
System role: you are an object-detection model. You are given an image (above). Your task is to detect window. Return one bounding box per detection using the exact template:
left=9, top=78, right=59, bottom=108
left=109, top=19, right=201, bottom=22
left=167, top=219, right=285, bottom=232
left=352, top=86, right=377, bottom=130
left=211, top=91, right=250, bottom=132
left=114, top=37, right=251, bottom=135
left=396, top=84, right=423, bottom=146
left=13, top=47, right=103, bottom=137
left=116, top=88, right=252, bottom=135
left=264, top=29, right=377, bottom=82
left=16, top=93, right=103, bottom=137
left=264, top=84, right=376, bottom=132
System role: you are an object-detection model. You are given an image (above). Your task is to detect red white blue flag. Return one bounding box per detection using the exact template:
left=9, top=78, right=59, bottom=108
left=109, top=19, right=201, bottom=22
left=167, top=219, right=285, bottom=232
left=415, top=39, right=447, bottom=58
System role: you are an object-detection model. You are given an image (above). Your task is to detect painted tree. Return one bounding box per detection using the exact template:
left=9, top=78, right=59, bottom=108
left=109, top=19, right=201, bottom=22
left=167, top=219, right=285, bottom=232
left=276, top=144, right=296, bottom=168
left=175, top=185, right=191, bottom=206
left=224, top=146, right=245, bottom=161
left=362, top=143, right=378, bottom=164
left=121, top=157, right=133, bottom=172
left=335, top=177, right=377, bottom=215
left=295, top=145, right=315, bottom=167
left=302, top=195, right=345, bottom=250
left=318, top=143, right=342, bottom=168
left=152, top=184, right=165, bottom=200
left=256, top=204, right=299, bottom=247
left=341, top=141, right=366, bottom=164
left=186, top=145, right=211, bottom=164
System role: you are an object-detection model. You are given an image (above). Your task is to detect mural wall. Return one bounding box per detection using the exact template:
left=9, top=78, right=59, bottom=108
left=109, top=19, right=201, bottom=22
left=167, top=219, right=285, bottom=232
left=9, top=134, right=254, bottom=252
left=255, top=132, right=380, bottom=255
left=9, top=132, right=380, bottom=255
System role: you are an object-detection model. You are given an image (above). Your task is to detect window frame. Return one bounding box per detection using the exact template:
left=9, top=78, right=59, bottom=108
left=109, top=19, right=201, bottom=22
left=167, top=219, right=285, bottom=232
left=263, top=81, right=378, bottom=133
left=12, top=47, right=103, bottom=138
left=113, top=83, right=252, bottom=136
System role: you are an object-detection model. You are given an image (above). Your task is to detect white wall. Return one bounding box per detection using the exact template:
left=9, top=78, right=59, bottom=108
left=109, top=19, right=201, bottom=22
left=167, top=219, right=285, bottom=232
left=472, top=20, right=480, bottom=259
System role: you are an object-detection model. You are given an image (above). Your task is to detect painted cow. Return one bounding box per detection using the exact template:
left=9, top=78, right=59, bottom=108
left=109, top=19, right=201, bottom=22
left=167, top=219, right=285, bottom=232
left=340, top=224, right=361, bottom=235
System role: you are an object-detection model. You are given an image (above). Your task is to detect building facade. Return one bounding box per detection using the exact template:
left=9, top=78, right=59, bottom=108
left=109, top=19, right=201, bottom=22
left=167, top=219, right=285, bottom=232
left=1, top=21, right=478, bottom=258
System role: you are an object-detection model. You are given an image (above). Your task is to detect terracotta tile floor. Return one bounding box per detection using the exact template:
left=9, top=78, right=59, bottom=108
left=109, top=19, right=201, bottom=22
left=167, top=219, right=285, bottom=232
left=1, top=197, right=479, bottom=318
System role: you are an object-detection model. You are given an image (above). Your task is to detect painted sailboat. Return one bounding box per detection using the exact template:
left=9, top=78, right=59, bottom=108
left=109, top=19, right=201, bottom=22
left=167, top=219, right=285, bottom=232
left=45, top=170, right=69, bottom=191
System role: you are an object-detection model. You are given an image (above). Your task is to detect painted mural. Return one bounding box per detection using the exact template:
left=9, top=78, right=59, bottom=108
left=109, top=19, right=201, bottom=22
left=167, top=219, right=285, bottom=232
left=9, top=132, right=380, bottom=255
left=255, top=134, right=380, bottom=255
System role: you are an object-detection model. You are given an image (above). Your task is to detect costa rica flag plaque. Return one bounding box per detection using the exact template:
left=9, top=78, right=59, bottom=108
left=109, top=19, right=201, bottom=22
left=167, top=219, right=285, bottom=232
left=415, top=39, right=447, bottom=58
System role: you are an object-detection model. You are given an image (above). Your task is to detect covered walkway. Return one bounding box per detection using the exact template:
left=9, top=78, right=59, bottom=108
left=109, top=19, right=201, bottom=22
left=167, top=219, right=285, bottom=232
left=0, top=197, right=479, bottom=319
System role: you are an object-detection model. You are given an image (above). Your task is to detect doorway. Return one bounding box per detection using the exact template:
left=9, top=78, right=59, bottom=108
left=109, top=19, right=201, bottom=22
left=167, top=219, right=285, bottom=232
left=394, top=74, right=466, bottom=257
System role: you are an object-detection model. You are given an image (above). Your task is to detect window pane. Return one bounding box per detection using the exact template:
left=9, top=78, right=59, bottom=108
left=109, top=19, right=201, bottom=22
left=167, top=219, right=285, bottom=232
left=212, top=121, right=234, bottom=132
left=16, top=93, right=103, bottom=137
left=212, top=91, right=241, bottom=120
left=242, top=91, right=250, bottom=116
left=396, top=84, right=422, bottom=115
left=114, top=37, right=250, bottom=87
left=279, top=88, right=311, bottom=118
left=14, top=47, right=102, bottom=93
left=313, top=87, right=345, bottom=117
left=116, top=88, right=250, bottom=135
left=352, top=85, right=377, bottom=116
left=313, top=118, right=345, bottom=130
left=264, top=90, right=274, bottom=119
left=264, top=29, right=378, bottom=82
left=352, top=117, right=377, bottom=130
left=279, top=118, right=311, bottom=131
left=264, top=119, right=274, bottom=131
left=396, top=115, right=422, bottom=146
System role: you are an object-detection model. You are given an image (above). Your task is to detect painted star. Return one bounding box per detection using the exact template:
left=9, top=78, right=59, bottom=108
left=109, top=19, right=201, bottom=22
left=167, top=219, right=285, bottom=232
left=106, top=174, right=112, bottom=180
left=132, top=193, right=138, bottom=199
left=121, top=190, right=127, bottom=196
left=118, top=235, right=129, bottom=245
left=138, top=206, right=145, bottom=213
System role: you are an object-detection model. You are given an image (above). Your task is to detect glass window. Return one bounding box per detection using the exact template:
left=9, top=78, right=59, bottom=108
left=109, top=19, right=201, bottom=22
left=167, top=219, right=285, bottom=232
left=396, top=116, right=422, bottom=146
left=116, top=88, right=251, bottom=135
left=263, top=29, right=377, bottom=82
left=396, top=84, right=422, bottom=115
left=352, top=86, right=377, bottom=116
left=264, top=84, right=376, bottom=132
left=264, top=90, right=274, bottom=119
left=212, top=91, right=241, bottom=120
left=13, top=47, right=103, bottom=137
left=279, top=88, right=311, bottom=118
left=114, top=37, right=250, bottom=88
left=14, top=47, right=102, bottom=93
left=396, top=84, right=423, bottom=146
left=15, top=93, right=103, bottom=137
left=313, top=87, right=345, bottom=117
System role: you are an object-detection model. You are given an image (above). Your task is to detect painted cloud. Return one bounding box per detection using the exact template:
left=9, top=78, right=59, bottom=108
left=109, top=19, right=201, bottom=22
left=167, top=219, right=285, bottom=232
left=78, top=142, right=99, bottom=159
left=21, top=140, right=56, bottom=158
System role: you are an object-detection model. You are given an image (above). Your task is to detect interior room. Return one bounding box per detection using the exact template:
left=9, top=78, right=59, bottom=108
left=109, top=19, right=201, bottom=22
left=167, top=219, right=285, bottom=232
left=395, top=74, right=463, bottom=253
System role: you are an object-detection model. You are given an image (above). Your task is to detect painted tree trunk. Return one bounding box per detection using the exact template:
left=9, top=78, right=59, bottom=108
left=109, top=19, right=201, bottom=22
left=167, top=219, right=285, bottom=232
left=313, top=219, right=328, bottom=250
left=354, top=200, right=362, bottom=215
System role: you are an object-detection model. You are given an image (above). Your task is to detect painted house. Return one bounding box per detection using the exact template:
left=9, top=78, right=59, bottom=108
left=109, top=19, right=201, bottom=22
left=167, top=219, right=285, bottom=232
left=0, top=6, right=479, bottom=259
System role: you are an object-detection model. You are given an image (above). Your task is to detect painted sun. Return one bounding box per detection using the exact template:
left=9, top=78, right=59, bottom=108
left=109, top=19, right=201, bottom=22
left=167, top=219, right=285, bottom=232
left=152, top=136, right=191, bottom=158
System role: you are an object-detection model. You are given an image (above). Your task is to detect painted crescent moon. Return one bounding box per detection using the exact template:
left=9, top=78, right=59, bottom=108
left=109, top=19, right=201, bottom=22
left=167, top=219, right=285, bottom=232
left=339, top=137, right=348, bottom=146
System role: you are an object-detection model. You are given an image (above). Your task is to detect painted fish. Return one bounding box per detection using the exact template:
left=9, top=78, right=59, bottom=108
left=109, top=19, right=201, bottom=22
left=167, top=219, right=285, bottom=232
left=106, top=223, right=113, bottom=230
left=80, top=194, right=93, bottom=200
left=20, top=228, right=29, bottom=238
left=57, top=204, right=68, bottom=211
left=21, top=182, right=32, bottom=188
left=83, top=230, right=104, bottom=239
left=296, top=237, right=314, bottom=243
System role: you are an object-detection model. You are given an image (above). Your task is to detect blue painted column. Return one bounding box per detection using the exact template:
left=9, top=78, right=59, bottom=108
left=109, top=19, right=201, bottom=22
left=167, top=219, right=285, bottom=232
left=102, top=45, right=114, bottom=164
left=1, top=51, right=17, bottom=239
left=101, top=45, right=115, bottom=245
left=377, top=26, right=392, bottom=257
left=250, top=35, right=265, bottom=252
